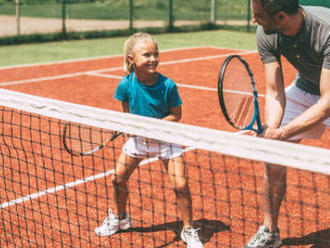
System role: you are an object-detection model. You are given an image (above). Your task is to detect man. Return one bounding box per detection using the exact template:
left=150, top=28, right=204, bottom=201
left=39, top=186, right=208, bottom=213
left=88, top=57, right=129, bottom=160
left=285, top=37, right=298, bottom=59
left=245, top=1, right=330, bottom=248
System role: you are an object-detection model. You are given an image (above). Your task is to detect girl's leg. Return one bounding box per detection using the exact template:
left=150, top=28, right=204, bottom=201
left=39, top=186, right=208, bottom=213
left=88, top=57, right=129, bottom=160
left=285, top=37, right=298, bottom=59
left=163, top=156, right=192, bottom=227
left=112, top=152, right=142, bottom=219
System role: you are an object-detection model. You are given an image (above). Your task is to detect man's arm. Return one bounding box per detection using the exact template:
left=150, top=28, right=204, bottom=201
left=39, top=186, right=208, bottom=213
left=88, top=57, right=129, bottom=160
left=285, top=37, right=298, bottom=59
left=261, top=61, right=286, bottom=139
left=278, top=68, right=330, bottom=139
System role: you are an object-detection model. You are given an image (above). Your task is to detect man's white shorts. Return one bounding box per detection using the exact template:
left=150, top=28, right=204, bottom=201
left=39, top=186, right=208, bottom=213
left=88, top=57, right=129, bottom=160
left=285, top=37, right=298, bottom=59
left=282, top=83, right=330, bottom=140
left=123, top=136, right=182, bottom=159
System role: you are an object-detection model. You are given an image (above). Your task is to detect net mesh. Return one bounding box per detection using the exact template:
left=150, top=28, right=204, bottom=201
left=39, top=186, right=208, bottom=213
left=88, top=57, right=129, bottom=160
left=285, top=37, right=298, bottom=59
left=0, top=89, right=329, bottom=248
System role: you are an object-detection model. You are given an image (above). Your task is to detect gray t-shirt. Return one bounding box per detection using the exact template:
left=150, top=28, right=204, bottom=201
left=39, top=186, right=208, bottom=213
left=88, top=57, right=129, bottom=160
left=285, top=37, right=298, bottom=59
left=256, top=6, right=330, bottom=95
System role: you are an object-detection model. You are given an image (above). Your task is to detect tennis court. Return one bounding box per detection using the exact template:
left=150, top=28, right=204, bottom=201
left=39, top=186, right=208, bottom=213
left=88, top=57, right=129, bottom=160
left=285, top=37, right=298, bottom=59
left=0, top=46, right=329, bottom=247
left=0, top=46, right=328, bottom=145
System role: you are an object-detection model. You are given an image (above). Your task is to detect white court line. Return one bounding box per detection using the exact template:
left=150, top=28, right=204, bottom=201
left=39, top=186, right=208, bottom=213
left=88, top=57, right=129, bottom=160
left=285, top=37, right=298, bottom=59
left=0, top=147, right=195, bottom=209
left=87, top=71, right=266, bottom=97
left=0, top=46, right=229, bottom=70
left=0, top=66, right=122, bottom=87
left=0, top=50, right=257, bottom=87
left=86, top=71, right=122, bottom=80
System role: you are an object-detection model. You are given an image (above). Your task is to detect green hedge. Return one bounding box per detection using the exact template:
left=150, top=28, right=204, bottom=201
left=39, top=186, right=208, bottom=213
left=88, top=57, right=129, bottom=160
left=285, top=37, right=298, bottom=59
left=0, top=0, right=250, bottom=20
left=300, top=0, right=330, bottom=8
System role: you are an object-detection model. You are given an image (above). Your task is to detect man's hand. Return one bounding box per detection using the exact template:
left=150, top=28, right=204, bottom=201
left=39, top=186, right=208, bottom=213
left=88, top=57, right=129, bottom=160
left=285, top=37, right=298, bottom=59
left=259, top=125, right=286, bottom=140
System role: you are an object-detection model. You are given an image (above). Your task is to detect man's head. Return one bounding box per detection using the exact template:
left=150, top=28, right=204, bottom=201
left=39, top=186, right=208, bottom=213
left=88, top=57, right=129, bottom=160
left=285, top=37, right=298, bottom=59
left=252, top=0, right=300, bottom=34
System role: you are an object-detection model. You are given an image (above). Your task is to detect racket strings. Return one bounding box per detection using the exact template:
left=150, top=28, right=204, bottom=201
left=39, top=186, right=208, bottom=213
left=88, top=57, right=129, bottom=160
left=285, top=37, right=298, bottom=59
left=233, top=96, right=253, bottom=128
left=64, top=123, right=114, bottom=155
left=218, top=55, right=263, bottom=133
left=221, top=57, right=256, bottom=130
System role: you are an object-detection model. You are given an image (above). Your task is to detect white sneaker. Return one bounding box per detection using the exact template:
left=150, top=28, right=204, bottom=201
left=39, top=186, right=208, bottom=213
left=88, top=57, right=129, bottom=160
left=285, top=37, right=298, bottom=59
left=244, top=225, right=282, bottom=248
left=95, top=209, right=132, bottom=236
left=181, top=226, right=204, bottom=248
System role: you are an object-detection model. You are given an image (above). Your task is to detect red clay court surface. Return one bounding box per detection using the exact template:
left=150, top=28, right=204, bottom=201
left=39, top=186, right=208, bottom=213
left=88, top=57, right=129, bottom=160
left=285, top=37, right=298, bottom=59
left=0, top=47, right=329, bottom=248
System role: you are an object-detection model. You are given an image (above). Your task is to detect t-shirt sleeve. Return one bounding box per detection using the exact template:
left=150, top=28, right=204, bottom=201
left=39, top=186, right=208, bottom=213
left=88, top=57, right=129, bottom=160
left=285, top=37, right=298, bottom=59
left=256, top=26, right=280, bottom=64
left=114, top=77, right=128, bottom=102
left=322, top=36, right=330, bottom=69
left=168, top=83, right=182, bottom=107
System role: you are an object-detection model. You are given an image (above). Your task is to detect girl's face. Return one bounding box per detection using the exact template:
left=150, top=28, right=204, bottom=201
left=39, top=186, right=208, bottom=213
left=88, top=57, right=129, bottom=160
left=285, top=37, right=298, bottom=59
left=130, top=39, right=159, bottom=76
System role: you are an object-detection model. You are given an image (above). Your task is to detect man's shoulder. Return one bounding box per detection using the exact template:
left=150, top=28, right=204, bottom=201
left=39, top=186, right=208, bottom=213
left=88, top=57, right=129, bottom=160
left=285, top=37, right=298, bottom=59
left=256, top=25, right=278, bottom=46
left=302, top=6, right=330, bottom=25
left=303, top=6, right=330, bottom=48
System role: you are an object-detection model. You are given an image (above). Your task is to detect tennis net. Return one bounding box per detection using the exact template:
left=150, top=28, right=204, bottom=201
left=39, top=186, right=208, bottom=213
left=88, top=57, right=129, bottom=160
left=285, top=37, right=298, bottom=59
left=0, top=88, right=329, bottom=248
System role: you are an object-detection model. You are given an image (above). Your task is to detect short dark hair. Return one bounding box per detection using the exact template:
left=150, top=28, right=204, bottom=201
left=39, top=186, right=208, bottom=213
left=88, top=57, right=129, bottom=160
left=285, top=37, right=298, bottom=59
left=259, top=0, right=299, bottom=15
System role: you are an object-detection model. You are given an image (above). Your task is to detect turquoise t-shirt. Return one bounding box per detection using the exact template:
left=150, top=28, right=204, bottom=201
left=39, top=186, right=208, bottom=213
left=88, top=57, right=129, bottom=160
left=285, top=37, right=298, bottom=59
left=114, top=72, right=182, bottom=118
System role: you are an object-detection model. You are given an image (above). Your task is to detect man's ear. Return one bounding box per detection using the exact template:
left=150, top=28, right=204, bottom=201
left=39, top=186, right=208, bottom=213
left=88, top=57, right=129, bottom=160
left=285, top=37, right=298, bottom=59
left=274, top=11, right=287, bottom=25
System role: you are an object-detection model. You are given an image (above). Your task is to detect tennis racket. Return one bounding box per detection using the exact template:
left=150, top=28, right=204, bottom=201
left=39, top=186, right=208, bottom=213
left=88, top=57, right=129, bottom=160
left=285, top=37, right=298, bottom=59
left=62, top=122, right=122, bottom=156
left=217, top=54, right=263, bottom=134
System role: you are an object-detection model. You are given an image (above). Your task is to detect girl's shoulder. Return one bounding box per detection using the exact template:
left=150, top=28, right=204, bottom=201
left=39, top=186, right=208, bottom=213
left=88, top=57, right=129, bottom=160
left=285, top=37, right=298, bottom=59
left=119, top=72, right=136, bottom=84
left=158, top=73, right=176, bottom=87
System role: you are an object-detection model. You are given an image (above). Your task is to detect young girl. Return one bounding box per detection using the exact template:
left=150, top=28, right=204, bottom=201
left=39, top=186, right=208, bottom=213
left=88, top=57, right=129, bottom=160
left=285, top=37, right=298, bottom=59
left=94, top=32, right=203, bottom=248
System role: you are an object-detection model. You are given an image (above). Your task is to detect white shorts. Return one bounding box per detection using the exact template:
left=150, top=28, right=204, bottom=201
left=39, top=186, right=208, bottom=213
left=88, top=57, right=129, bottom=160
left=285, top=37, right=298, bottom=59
left=281, top=83, right=330, bottom=140
left=123, top=136, right=182, bottom=159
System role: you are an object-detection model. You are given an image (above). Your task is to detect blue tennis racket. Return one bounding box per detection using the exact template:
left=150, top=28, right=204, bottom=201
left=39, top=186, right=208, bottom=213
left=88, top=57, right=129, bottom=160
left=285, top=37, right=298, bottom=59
left=217, top=55, right=263, bottom=134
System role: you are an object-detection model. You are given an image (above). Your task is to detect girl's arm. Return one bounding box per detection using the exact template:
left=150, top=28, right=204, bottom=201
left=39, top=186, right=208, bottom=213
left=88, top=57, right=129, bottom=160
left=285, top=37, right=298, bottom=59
left=163, top=106, right=182, bottom=122
left=121, top=101, right=130, bottom=113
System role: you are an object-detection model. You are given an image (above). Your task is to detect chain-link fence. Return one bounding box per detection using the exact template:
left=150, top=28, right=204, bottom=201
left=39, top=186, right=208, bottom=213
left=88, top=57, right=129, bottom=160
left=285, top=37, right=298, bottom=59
left=0, top=0, right=253, bottom=37
left=3, top=0, right=328, bottom=39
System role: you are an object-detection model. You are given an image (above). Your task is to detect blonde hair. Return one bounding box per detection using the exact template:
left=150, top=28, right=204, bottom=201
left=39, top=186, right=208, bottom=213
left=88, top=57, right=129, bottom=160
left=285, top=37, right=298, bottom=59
left=123, top=32, right=158, bottom=74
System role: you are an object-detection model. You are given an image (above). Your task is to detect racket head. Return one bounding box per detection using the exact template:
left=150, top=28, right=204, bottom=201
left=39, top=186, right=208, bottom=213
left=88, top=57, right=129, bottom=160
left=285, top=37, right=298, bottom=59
left=62, top=122, right=122, bottom=156
left=217, top=55, right=263, bottom=133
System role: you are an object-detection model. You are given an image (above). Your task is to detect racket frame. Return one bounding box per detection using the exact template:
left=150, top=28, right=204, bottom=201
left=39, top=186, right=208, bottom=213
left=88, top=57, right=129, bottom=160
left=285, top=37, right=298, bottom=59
left=218, top=54, right=263, bottom=134
left=62, top=122, right=122, bottom=156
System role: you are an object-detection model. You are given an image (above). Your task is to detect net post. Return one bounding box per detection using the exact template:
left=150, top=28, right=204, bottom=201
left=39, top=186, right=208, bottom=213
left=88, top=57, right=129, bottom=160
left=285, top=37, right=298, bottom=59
left=129, top=0, right=133, bottom=33
left=210, top=0, right=217, bottom=25
left=247, top=0, right=251, bottom=32
left=168, top=0, right=174, bottom=30
left=61, top=0, right=67, bottom=36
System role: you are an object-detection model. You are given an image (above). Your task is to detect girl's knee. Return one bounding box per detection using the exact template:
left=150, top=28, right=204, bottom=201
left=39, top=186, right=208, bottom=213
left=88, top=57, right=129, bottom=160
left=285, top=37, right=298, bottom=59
left=111, top=174, right=127, bottom=187
left=173, top=180, right=189, bottom=194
